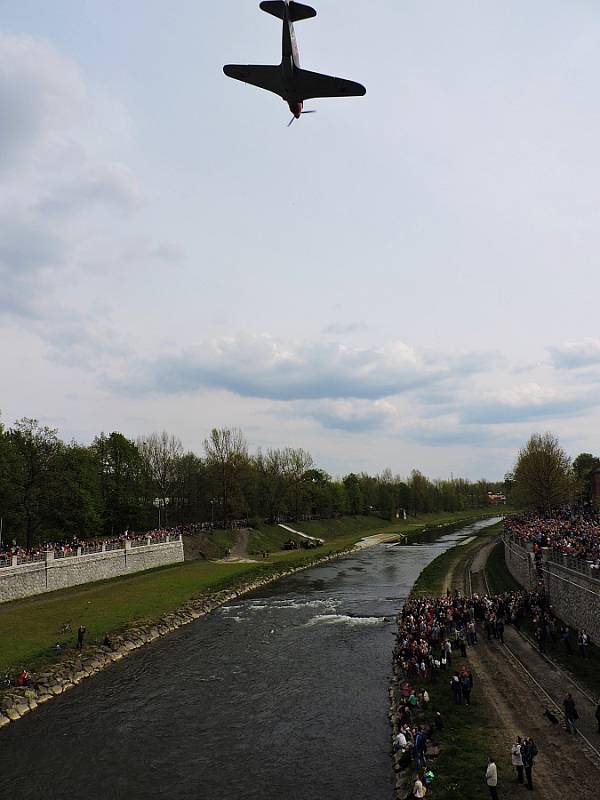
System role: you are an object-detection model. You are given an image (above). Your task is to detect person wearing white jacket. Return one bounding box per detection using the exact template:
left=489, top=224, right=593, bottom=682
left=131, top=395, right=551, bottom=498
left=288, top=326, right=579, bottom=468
left=511, top=736, right=524, bottom=784
left=486, top=757, right=498, bottom=800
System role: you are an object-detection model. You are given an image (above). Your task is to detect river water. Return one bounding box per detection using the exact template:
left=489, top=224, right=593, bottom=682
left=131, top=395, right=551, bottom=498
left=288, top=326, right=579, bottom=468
left=0, top=518, right=499, bottom=800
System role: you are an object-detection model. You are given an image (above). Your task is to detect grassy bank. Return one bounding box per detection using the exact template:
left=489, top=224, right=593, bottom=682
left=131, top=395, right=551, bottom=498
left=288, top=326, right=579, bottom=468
left=406, top=520, right=516, bottom=800
left=411, top=521, right=503, bottom=596
left=1, top=509, right=497, bottom=677
left=485, top=541, right=522, bottom=594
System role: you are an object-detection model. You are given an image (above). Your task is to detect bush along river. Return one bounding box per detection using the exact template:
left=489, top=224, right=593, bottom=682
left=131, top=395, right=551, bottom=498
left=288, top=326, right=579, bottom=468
left=0, top=518, right=500, bottom=800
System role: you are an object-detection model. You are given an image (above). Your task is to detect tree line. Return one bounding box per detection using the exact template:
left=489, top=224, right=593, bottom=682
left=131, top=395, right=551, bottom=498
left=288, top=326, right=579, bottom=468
left=0, top=418, right=502, bottom=548
left=507, top=432, right=600, bottom=514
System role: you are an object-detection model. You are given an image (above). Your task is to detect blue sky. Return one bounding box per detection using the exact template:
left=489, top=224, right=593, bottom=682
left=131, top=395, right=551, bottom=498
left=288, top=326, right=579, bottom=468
left=2, top=1, right=600, bottom=479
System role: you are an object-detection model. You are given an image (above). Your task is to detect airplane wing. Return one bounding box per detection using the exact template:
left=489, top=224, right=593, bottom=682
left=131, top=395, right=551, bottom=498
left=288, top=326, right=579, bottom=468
left=294, top=68, right=366, bottom=101
left=223, top=64, right=285, bottom=98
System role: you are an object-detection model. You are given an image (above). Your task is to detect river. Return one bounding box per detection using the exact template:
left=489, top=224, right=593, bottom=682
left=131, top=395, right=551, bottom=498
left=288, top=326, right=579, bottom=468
left=0, top=518, right=500, bottom=800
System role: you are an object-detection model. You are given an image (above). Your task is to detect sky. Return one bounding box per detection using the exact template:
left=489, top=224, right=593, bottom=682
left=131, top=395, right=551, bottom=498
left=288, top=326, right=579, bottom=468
left=1, top=0, right=600, bottom=480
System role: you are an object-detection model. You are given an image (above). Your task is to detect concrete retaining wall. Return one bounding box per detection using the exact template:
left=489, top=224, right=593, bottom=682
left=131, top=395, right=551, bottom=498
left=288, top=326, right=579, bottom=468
left=503, top=535, right=538, bottom=590
left=0, top=537, right=184, bottom=603
left=503, top=536, right=600, bottom=643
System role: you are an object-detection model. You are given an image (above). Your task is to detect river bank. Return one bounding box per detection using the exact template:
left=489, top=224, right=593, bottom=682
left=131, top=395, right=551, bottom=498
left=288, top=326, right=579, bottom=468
left=0, top=511, right=497, bottom=731
left=0, top=520, right=491, bottom=800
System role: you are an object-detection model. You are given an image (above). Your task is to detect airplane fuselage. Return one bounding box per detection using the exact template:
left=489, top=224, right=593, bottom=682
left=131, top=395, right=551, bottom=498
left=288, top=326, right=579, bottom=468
left=281, top=1, right=303, bottom=117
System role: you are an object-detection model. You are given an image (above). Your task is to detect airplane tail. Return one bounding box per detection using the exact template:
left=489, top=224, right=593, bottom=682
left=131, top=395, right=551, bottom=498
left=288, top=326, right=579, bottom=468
left=259, top=2, right=317, bottom=22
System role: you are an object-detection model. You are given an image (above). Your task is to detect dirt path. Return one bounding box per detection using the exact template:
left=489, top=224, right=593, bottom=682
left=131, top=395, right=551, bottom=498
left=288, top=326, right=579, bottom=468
left=458, top=537, right=600, bottom=796
left=219, top=530, right=258, bottom=563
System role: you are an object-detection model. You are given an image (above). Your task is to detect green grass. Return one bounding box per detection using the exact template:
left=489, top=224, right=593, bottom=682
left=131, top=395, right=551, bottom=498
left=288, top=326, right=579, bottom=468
left=408, top=521, right=518, bottom=799
left=485, top=541, right=522, bottom=594
left=0, top=509, right=498, bottom=678
left=411, top=521, right=503, bottom=596
left=425, top=672, right=515, bottom=800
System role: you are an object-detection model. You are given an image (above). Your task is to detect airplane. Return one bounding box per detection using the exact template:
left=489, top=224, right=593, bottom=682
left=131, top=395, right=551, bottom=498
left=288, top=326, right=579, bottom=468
left=223, top=1, right=366, bottom=125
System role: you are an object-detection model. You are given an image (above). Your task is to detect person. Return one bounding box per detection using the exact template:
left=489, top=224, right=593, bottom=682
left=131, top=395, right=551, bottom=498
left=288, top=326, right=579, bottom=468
left=485, top=757, right=498, bottom=800
left=393, top=728, right=408, bottom=753
left=564, top=693, right=579, bottom=734
left=102, top=633, right=112, bottom=649
left=496, top=618, right=505, bottom=644
left=17, top=669, right=32, bottom=687
left=562, top=626, right=573, bottom=655
left=578, top=629, right=590, bottom=658
left=521, top=737, right=537, bottom=790
left=451, top=672, right=462, bottom=704
left=414, top=726, right=427, bottom=770
left=511, top=736, right=524, bottom=784
left=76, top=625, right=86, bottom=651
left=412, top=773, right=426, bottom=799
left=596, top=703, right=600, bottom=734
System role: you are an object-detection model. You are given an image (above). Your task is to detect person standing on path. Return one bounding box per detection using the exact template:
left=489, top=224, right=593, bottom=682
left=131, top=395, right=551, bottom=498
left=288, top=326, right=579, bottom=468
left=564, top=693, right=579, bottom=734
left=511, top=736, right=524, bottom=784
left=76, top=625, right=86, bottom=651
left=595, top=702, right=600, bottom=734
left=485, top=757, right=498, bottom=800
left=521, top=737, right=537, bottom=790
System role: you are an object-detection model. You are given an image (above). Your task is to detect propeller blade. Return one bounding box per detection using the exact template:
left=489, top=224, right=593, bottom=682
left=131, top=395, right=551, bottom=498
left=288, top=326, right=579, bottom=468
left=301, top=110, right=317, bottom=115
left=287, top=116, right=295, bottom=127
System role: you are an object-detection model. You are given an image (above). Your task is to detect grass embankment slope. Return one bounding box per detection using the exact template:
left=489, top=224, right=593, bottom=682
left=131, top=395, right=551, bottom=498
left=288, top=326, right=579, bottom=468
left=486, top=540, right=600, bottom=697
left=408, top=521, right=516, bottom=800
left=1, top=509, right=497, bottom=676
left=411, top=520, right=503, bottom=597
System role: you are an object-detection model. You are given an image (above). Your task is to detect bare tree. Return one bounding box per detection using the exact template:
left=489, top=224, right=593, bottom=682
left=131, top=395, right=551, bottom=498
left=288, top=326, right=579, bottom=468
left=204, top=428, right=248, bottom=527
left=137, top=431, right=183, bottom=526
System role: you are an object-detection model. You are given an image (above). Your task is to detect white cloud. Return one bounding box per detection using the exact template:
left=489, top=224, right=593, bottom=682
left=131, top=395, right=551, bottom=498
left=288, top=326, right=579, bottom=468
left=112, top=334, right=491, bottom=401
left=548, top=339, right=600, bottom=369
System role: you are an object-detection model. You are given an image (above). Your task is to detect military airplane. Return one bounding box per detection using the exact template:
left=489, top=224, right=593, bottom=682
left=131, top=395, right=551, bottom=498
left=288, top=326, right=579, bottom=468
left=223, top=1, right=366, bottom=125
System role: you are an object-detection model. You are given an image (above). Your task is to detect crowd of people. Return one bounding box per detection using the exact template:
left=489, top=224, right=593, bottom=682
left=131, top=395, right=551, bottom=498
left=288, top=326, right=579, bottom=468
left=0, top=527, right=181, bottom=564
left=505, top=507, right=600, bottom=565
left=391, top=587, right=600, bottom=798
left=0, top=518, right=256, bottom=566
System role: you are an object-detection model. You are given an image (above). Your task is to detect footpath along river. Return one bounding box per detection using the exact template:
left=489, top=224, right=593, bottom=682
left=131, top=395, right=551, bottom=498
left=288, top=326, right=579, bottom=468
left=0, top=518, right=500, bottom=800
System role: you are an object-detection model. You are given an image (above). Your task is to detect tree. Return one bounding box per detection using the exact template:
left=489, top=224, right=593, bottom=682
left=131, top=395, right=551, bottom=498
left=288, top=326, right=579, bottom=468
left=343, top=473, right=363, bottom=516
left=92, top=432, right=144, bottom=535
left=283, top=447, right=314, bottom=520
left=572, top=452, right=600, bottom=505
left=8, top=418, right=61, bottom=548
left=255, top=448, right=290, bottom=522
left=137, top=431, right=183, bottom=527
left=512, top=432, right=572, bottom=514
left=204, top=428, right=248, bottom=527
left=46, top=444, right=102, bottom=539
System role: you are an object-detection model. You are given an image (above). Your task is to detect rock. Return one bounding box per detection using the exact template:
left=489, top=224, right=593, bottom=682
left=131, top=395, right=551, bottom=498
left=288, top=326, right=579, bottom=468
left=37, top=694, right=52, bottom=704
left=0, top=713, right=10, bottom=728
left=5, top=707, right=21, bottom=721
left=28, top=699, right=38, bottom=711
left=15, top=703, right=30, bottom=717
left=49, top=685, right=63, bottom=696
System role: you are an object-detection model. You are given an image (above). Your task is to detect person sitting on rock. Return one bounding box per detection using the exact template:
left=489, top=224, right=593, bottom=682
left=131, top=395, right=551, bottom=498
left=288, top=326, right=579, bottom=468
left=17, top=669, right=32, bottom=687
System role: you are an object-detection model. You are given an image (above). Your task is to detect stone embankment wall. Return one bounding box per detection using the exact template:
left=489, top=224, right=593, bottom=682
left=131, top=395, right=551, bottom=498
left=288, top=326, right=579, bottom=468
left=0, top=537, right=184, bottom=603
left=0, top=545, right=356, bottom=730
left=503, top=535, right=538, bottom=590
left=503, top=536, right=600, bottom=643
